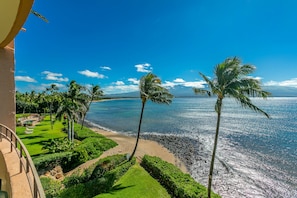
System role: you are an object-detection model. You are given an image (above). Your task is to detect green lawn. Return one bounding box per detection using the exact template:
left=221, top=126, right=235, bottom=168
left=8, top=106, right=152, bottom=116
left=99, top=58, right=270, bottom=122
left=95, top=164, right=170, bottom=198
left=16, top=116, right=67, bottom=156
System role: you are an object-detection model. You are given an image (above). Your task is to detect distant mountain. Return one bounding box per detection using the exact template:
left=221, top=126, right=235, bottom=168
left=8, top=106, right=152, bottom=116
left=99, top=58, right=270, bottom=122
left=104, top=86, right=297, bottom=98
left=264, top=86, right=297, bottom=97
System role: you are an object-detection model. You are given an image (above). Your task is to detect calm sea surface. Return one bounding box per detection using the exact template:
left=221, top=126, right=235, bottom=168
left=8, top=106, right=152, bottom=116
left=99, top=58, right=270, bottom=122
left=86, top=97, right=297, bottom=197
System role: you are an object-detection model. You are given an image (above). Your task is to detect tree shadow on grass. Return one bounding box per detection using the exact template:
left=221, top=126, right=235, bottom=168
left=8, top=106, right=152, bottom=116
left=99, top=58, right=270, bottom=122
left=20, top=135, right=44, bottom=140
left=26, top=139, right=49, bottom=145
left=104, top=184, right=135, bottom=195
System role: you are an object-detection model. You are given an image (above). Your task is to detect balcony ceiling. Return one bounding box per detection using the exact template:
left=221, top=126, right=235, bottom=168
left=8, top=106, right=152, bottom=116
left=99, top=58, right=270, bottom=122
left=0, top=0, right=34, bottom=48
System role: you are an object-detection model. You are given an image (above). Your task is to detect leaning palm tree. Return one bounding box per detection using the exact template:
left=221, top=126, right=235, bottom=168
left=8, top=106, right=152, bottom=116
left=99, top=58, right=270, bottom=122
left=194, top=57, right=270, bottom=198
left=81, top=85, right=103, bottom=129
left=129, top=73, right=173, bottom=161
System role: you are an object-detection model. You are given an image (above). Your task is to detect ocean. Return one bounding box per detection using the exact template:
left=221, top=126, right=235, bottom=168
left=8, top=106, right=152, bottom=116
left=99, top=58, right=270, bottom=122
left=85, top=97, right=297, bottom=198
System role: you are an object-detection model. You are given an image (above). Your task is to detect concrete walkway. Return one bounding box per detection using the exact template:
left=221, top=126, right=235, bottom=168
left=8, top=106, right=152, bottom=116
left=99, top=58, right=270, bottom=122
left=0, top=138, right=33, bottom=197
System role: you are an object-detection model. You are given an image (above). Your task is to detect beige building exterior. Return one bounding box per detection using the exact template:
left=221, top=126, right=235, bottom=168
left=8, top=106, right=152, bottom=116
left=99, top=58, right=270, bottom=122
left=0, top=0, right=34, bottom=131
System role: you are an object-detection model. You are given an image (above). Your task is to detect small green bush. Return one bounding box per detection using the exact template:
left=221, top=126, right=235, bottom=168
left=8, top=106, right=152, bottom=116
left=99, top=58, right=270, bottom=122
left=107, top=158, right=136, bottom=181
left=90, top=154, right=127, bottom=179
left=63, top=167, right=93, bottom=188
left=42, top=138, right=76, bottom=153
left=74, top=125, right=107, bottom=140
left=73, top=137, right=117, bottom=164
left=141, top=155, right=221, bottom=198
left=33, top=151, right=74, bottom=172
left=40, top=177, right=62, bottom=198
left=60, top=155, right=136, bottom=198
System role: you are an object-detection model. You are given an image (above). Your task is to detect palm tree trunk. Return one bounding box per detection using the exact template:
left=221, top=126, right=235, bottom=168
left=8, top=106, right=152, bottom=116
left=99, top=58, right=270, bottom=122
left=50, top=102, right=53, bottom=130
left=81, top=113, right=86, bottom=130
left=68, top=119, right=71, bottom=141
left=72, top=120, right=75, bottom=141
left=207, top=98, right=222, bottom=198
left=129, top=101, right=145, bottom=161
left=81, top=100, right=92, bottom=129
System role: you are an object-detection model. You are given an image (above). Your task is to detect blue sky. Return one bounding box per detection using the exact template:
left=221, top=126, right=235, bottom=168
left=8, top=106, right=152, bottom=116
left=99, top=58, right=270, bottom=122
left=15, top=0, right=297, bottom=94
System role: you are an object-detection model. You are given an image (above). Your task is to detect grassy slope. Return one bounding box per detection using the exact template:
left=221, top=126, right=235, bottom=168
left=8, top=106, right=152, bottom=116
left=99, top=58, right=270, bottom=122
left=16, top=116, right=67, bottom=156
left=95, top=164, right=170, bottom=198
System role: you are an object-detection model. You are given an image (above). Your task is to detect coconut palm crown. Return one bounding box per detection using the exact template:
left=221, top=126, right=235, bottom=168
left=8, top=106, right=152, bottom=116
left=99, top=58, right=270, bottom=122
left=194, top=57, right=270, bottom=198
left=129, top=72, right=173, bottom=161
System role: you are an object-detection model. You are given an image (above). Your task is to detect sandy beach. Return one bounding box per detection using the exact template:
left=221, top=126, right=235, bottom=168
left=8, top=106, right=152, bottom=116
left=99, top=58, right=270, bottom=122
left=67, top=126, right=188, bottom=176
left=92, top=127, right=188, bottom=173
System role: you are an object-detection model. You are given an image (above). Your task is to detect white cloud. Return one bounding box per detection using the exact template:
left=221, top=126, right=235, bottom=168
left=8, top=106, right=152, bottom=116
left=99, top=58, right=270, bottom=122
left=42, top=71, right=69, bottom=82
left=103, top=82, right=138, bottom=94
left=102, top=78, right=143, bottom=94
left=78, top=70, right=106, bottom=79
left=247, top=76, right=262, bottom=80
left=163, top=81, right=176, bottom=88
left=183, top=81, right=205, bottom=88
left=114, top=81, right=125, bottom=86
left=128, top=78, right=139, bottom=84
left=264, top=78, right=297, bottom=87
left=173, top=78, right=185, bottom=83
left=100, top=66, right=111, bottom=71
left=163, top=80, right=205, bottom=89
left=15, top=76, right=37, bottom=83
left=135, top=63, right=152, bottom=73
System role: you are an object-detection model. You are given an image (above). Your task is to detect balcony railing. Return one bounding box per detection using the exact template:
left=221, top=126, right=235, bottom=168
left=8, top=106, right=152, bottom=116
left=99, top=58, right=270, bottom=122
left=0, top=124, right=45, bottom=198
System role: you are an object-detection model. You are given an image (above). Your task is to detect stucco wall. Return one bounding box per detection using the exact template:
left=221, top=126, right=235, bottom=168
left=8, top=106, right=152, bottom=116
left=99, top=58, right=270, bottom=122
left=0, top=41, right=15, bottom=131
left=0, top=150, right=10, bottom=193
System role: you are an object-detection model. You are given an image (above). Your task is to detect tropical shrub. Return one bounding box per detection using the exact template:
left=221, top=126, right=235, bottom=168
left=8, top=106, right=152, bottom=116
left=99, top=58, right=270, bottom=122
left=33, top=151, right=74, bottom=173
left=60, top=155, right=136, bottom=198
left=40, top=177, right=62, bottom=198
left=42, top=137, right=76, bottom=153
left=141, top=155, right=221, bottom=198
left=74, top=124, right=106, bottom=140
left=63, top=167, right=93, bottom=188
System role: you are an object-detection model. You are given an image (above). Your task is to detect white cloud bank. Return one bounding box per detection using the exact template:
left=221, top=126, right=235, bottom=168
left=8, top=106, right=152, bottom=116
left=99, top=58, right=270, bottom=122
left=103, top=81, right=139, bottom=94
left=135, top=63, right=153, bottom=73
left=264, top=78, right=297, bottom=88
left=42, top=71, right=69, bottom=82
left=78, top=70, right=106, bottom=79
left=15, top=76, right=37, bottom=83
left=163, top=78, right=205, bottom=89
left=102, top=77, right=207, bottom=95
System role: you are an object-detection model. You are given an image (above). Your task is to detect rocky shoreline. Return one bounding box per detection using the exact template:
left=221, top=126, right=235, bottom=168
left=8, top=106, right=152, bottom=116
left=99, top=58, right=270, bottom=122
left=141, top=134, right=246, bottom=197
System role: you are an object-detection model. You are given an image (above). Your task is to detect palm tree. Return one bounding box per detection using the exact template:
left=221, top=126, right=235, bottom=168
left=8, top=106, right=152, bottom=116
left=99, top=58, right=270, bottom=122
left=46, top=84, right=59, bottom=129
left=56, top=81, right=87, bottom=141
left=56, top=95, right=83, bottom=141
left=129, top=73, right=173, bottom=161
left=81, top=85, right=103, bottom=129
left=193, top=57, right=270, bottom=198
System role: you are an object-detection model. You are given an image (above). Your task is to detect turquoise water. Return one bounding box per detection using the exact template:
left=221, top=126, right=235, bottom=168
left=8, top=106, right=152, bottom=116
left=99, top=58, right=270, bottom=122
left=86, top=97, right=297, bottom=197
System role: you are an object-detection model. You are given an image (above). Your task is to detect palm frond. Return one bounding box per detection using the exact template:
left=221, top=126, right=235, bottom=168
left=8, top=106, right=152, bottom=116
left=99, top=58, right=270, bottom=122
left=235, top=94, right=270, bottom=118
left=30, top=10, right=49, bottom=23
left=193, top=88, right=211, bottom=96
left=139, top=72, right=173, bottom=105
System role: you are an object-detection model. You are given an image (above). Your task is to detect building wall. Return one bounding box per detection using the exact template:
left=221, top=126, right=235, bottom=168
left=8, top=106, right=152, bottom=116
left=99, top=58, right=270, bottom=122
left=0, top=150, right=10, bottom=194
left=0, top=41, right=15, bottom=131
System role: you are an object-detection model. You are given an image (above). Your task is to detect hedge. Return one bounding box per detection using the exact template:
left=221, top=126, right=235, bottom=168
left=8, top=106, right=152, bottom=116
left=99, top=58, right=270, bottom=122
left=141, top=155, right=221, bottom=198
left=33, top=151, right=74, bottom=173
left=73, top=137, right=117, bottom=164
left=59, top=155, right=136, bottom=198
